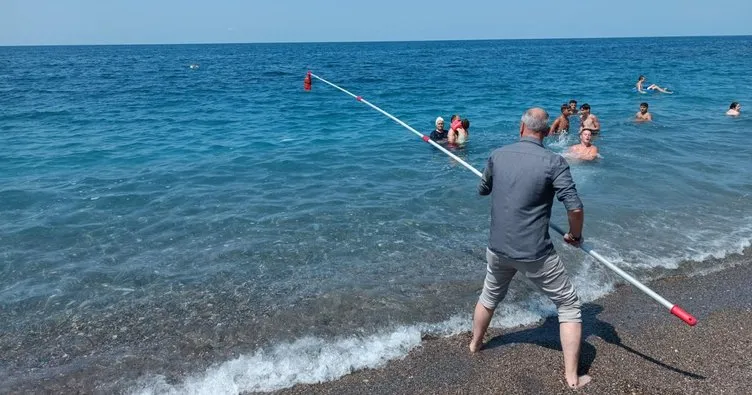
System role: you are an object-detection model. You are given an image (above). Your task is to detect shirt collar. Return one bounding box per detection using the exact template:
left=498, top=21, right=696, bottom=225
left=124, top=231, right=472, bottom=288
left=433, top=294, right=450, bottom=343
left=519, top=135, right=544, bottom=147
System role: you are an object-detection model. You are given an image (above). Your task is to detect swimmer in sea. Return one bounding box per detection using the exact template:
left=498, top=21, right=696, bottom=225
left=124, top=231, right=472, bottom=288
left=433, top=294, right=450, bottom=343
left=549, top=104, right=572, bottom=135
left=448, top=118, right=470, bottom=145
left=636, top=75, right=671, bottom=94
left=568, top=99, right=578, bottom=115
left=635, top=102, right=652, bottom=122
left=726, top=102, right=741, bottom=117
left=579, top=103, right=600, bottom=134
left=458, top=118, right=470, bottom=144
left=446, top=114, right=460, bottom=139
left=567, top=129, right=599, bottom=161
left=429, top=117, right=449, bottom=142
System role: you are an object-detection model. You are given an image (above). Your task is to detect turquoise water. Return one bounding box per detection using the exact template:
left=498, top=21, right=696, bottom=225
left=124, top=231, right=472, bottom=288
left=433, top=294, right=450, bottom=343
left=1, top=37, right=751, bottom=393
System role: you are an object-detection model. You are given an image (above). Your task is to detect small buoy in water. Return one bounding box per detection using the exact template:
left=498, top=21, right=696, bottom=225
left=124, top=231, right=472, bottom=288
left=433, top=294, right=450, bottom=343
left=304, top=71, right=312, bottom=91
left=189, top=64, right=200, bottom=70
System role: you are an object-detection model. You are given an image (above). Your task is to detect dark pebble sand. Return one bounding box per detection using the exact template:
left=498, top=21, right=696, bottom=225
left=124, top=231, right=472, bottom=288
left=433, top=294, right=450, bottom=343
left=2, top=254, right=750, bottom=394
left=267, top=255, right=752, bottom=395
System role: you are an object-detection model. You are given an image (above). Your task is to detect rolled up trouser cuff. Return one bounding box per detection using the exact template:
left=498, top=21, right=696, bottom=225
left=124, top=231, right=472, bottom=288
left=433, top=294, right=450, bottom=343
left=479, top=248, right=582, bottom=323
left=533, top=252, right=582, bottom=323
left=556, top=298, right=582, bottom=323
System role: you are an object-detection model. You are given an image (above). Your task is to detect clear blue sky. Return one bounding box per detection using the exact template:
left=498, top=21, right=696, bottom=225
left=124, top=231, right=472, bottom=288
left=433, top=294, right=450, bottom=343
left=2, top=0, right=751, bottom=45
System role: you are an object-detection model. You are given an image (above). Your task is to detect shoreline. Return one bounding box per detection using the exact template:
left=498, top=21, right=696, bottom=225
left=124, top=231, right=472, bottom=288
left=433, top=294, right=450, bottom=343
left=2, top=251, right=750, bottom=394
left=268, top=253, right=752, bottom=395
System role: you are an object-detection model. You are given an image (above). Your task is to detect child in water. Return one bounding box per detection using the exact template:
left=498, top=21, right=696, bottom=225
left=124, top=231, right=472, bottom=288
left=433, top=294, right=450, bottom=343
left=726, top=102, right=741, bottom=117
left=579, top=104, right=601, bottom=134
left=635, top=102, right=652, bottom=121
left=448, top=118, right=470, bottom=145
left=549, top=104, right=571, bottom=135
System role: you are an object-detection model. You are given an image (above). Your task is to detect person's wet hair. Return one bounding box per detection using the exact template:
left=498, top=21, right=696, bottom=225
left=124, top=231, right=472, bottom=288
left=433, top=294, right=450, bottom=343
left=580, top=103, right=591, bottom=110
left=640, top=102, right=649, bottom=108
left=461, top=119, right=470, bottom=129
left=638, top=75, right=645, bottom=81
left=561, top=104, right=569, bottom=113
left=730, top=102, right=739, bottom=109
left=450, top=114, right=460, bottom=122
left=568, top=99, right=577, bottom=105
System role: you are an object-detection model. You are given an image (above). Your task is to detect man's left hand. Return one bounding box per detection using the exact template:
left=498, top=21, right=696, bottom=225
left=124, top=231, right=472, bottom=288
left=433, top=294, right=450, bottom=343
left=564, top=233, right=583, bottom=247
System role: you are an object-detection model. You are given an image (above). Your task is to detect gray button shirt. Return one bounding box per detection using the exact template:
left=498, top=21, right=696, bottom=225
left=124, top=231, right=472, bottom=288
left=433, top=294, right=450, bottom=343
left=478, top=136, right=583, bottom=261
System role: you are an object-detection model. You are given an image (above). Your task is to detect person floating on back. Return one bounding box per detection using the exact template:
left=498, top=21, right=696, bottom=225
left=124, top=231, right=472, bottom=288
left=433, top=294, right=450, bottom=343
left=636, top=75, right=672, bottom=94
left=579, top=103, right=600, bottom=134
left=449, top=118, right=470, bottom=145
left=549, top=104, right=572, bottom=135
left=726, top=102, right=741, bottom=117
left=635, top=102, right=653, bottom=122
left=567, top=129, right=599, bottom=161
left=473, top=108, right=590, bottom=390
left=429, top=117, right=449, bottom=142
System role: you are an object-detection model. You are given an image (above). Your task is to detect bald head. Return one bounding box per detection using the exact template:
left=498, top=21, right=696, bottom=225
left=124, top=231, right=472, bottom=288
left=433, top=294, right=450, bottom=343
left=520, top=107, right=550, bottom=138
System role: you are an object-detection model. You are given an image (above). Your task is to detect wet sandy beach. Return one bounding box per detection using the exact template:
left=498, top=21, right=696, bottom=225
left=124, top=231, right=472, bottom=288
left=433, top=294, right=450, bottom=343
left=270, top=254, right=752, bottom=395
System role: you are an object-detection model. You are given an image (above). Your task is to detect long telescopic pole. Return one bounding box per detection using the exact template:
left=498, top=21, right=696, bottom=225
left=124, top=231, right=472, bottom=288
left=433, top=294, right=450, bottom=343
left=306, top=71, right=697, bottom=326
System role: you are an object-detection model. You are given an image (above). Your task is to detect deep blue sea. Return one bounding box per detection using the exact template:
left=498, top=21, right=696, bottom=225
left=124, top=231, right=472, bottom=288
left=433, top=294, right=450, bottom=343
left=1, top=37, right=751, bottom=393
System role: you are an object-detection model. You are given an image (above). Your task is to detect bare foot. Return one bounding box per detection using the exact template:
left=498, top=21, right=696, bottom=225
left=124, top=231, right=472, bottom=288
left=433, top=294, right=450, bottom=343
left=567, top=374, right=591, bottom=390
left=468, top=339, right=483, bottom=353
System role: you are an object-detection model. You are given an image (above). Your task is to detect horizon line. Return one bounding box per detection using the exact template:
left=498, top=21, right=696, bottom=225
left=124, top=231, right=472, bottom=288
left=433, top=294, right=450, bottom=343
left=1, top=33, right=750, bottom=48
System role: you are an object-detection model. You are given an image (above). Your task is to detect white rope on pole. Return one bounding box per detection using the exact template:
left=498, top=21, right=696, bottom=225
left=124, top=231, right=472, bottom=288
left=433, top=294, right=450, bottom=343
left=306, top=72, right=697, bottom=326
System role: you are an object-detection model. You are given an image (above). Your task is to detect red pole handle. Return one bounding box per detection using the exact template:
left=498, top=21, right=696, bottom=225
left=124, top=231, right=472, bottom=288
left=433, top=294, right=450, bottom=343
left=670, top=305, right=698, bottom=326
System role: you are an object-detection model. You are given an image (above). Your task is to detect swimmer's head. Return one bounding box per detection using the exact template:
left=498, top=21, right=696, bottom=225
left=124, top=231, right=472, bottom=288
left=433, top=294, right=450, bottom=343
left=580, top=129, right=593, bottom=144
left=580, top=103, right=591, bottom=114
left=638, top=75, right=645, bottom=82
left=730, top=102, right=740, bottom=110
left=461, top=119, right=470, bottom=130
left=640, top=102, right=649, bottom=113
left=568, top=100, right=578, bottom=112
left=450, top=114, right=461, bottom=122
left=435, top=116, right=445, bottom=128
left=561, top=104, right=570, bottom=114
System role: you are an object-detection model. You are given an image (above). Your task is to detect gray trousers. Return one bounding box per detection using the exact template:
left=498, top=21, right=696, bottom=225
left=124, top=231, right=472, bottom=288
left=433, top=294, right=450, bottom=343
left=479, top=248, right=582, bottom=323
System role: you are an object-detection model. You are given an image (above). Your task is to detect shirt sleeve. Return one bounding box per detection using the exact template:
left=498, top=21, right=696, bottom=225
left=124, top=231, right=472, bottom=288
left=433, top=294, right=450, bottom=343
left=552, top=156, right=583, bottom=210
left=478, top=155, right=493, bottom=195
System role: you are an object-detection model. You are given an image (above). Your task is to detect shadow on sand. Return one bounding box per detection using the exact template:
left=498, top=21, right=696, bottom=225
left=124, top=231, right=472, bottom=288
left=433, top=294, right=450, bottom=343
left=483, top=303, right=705, bottom=379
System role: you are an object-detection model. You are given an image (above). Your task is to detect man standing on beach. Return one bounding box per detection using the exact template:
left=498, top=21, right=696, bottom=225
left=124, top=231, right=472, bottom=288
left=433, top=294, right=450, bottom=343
left=471, top=108, right=590, bottom=389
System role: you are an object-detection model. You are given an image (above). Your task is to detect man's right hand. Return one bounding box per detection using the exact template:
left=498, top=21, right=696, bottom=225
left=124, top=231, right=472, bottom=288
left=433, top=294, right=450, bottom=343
left=563, top=233, right=583, bottom=247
